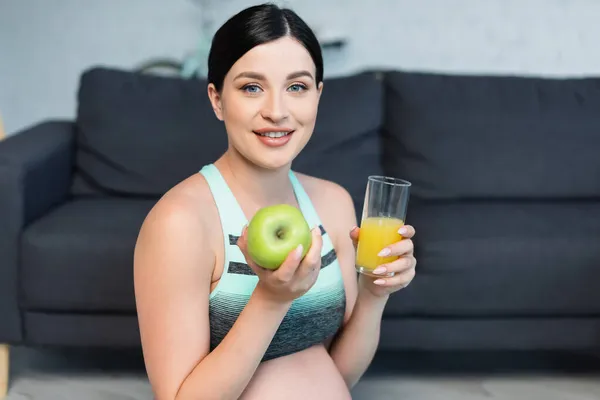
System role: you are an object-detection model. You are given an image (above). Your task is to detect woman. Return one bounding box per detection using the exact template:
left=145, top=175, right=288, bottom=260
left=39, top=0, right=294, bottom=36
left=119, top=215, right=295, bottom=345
left=133, top=3, right=417, bottom=400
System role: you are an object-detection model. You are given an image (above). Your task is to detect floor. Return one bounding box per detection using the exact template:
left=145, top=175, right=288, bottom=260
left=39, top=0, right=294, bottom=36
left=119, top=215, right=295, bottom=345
left=5, top=347, right=600, bottom=399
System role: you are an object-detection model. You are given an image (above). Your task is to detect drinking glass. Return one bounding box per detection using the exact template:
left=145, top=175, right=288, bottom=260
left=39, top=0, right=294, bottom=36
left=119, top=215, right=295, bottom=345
left=355, top=176, right=411, bottom=277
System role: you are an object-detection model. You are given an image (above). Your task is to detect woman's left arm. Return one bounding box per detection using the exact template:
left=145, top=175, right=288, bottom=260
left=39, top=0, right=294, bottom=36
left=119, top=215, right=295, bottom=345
left=327, top=187, right=417, bottom=389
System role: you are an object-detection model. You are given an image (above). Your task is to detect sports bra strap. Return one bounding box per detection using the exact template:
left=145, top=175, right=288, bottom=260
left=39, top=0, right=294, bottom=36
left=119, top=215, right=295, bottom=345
left=199, top=164, right=248, bottom=235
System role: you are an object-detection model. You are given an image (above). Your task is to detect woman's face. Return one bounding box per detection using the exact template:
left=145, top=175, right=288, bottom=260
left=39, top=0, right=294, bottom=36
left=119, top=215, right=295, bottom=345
left=208, top=36, right=323, bottom=170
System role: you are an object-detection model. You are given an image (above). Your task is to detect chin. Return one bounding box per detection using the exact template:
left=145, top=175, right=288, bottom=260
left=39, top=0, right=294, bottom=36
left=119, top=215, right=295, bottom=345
left=251, top=153, right=295, bottom=170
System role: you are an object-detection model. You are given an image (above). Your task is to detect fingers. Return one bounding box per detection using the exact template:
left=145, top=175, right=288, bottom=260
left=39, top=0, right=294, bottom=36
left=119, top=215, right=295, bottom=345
left=373, top=267, right=415, bottom=288
left=372, top=256, right=416, bottom=276
left=275, top=243, right=306, bottom=281
left=275, top=225, right=321, bottom=280
left=378, top=238, right=414, bottom=258
left=373, top=225, right=415, bottom=257
left=349, top=226, right=360, bottom=247
left=398, top=224, right=416, bottom=238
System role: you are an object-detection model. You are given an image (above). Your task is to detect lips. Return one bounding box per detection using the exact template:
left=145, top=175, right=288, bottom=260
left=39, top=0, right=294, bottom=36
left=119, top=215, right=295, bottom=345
left=253, top=129, right=295, bottom=148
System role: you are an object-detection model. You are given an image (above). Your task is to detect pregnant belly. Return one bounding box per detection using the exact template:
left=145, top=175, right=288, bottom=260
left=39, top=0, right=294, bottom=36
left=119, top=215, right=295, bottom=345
left=240, top=344, right=352, bottom=400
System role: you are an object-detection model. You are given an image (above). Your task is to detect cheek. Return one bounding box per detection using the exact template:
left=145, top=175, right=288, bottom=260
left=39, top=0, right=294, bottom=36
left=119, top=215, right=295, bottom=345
left=222, top=98, right=255, bottom=127
left=291, top=98, right=319, bottom=124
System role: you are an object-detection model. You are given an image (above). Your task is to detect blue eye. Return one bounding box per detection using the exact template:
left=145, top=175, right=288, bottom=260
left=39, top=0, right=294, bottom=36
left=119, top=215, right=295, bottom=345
left=242, top=84, right=262, bottom=93
left=288, top=84, right=307, bottom=92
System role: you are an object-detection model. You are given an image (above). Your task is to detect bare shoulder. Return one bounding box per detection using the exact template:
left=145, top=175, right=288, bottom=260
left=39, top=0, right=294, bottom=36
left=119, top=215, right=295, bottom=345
left=136, top=173, right=218, bottom=248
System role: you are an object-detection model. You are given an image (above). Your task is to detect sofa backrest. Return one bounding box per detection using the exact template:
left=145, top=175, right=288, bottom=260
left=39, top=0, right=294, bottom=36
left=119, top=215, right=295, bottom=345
left=72, top=67, right=226, bottom=197
left=71, top=67, right=385, bottom=216
left=73, top=66, right=600, bottom=209
left=382, top=70, right=600, bottom=201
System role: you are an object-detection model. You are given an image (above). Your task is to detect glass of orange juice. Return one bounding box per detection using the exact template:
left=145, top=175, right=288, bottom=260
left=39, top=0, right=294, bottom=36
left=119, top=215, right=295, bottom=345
left=356, top=175, right=411, bottom=277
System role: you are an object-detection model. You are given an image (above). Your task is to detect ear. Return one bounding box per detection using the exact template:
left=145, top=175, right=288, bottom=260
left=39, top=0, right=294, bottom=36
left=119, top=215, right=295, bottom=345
left=317, top=81, right=324, bottom=98
left=207, top=83, right=224, bottom=121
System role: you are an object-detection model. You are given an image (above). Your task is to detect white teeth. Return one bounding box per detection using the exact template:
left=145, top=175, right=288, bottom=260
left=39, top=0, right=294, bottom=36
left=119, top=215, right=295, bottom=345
left=257, top=131, right=290, bottom=138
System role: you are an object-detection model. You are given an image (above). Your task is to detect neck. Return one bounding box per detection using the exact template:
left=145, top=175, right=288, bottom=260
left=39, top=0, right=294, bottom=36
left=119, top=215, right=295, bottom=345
left=215, top=148, right=296, bottom=207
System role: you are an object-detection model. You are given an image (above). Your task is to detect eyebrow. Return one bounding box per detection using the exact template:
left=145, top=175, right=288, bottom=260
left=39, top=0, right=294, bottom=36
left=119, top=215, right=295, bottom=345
left=233, top=70, right=314, bottom=81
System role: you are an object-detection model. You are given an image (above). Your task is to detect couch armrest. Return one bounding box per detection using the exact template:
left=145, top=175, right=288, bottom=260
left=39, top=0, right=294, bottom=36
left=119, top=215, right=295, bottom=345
left=0, top=120, right=75, bottom=343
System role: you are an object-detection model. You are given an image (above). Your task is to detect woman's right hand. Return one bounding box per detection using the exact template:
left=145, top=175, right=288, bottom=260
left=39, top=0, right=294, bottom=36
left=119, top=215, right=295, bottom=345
left=236, top=224, right=323, bottom=304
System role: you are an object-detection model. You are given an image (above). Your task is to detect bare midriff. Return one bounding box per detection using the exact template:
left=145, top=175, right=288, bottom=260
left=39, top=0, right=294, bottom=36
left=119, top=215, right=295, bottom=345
left=239, top=343, right=352, bottom=400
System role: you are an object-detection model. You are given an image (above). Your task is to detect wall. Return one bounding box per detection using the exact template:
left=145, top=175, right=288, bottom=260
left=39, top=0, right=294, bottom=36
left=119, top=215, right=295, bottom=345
left=1, top=0, right=600, bottom=135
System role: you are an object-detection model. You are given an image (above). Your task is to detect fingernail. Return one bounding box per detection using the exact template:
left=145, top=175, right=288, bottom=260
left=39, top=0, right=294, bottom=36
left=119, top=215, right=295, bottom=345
left=398, top=227, right=407, bottom=234
left=295, top=244, right=304, bottom=259
left=350, top=226, right=358, bottom=232
left=373, top=279, right=386, bottom=285
left=378, top=248, right=391, bottom=257
left=372, top=266, right=387, bottom=275
left=314, top=226, right=322, bottom=236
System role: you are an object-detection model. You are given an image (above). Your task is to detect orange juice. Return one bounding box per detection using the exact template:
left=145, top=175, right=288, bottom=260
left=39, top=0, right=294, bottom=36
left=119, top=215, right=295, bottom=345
left=356, top=217, right=404, bottom=271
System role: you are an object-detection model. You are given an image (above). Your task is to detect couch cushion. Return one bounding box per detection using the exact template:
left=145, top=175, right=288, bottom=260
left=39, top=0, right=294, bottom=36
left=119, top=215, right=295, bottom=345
left=72, top=67, right=228, bottom=197
left=383, top=71, right=600, bottom=200
left=20, top=198, right=155, bottom=312
left=293, top=71, right=385, bottom=220
left=385, top=201, right=600, bottom=317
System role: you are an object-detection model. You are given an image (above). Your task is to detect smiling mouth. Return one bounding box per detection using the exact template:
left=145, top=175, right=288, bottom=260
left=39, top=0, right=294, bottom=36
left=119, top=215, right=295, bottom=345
left=253, top=131, right=295, bottom=138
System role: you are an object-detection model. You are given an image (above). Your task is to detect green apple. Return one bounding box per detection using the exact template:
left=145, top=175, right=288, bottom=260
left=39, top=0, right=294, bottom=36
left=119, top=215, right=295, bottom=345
left=246, top=204, right=312, bottom=270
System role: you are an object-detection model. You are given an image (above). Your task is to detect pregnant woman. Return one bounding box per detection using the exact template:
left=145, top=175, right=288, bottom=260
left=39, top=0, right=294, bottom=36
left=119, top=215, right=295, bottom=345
left=133, top=3, right=417, bottom=399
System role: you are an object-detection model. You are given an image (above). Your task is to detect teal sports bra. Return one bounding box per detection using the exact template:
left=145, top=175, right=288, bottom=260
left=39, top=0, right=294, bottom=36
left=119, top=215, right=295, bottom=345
left=199, top=164, right=347, bottom=362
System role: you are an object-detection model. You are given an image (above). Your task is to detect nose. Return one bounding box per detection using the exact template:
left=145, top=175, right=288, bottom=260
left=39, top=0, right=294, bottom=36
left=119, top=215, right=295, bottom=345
left=260, top=91, right=289, bottom=122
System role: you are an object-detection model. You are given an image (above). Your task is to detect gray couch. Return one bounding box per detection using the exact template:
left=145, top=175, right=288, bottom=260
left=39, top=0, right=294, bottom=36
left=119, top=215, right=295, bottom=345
left=2, top=67, right=600, bottom=387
